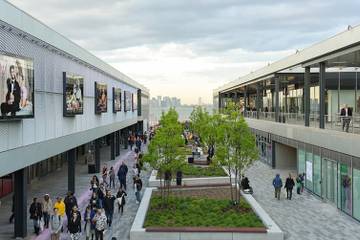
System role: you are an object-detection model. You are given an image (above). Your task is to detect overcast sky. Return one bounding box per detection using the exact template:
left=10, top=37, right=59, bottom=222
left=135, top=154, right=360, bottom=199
left=8, top=0, right=360, bottom=104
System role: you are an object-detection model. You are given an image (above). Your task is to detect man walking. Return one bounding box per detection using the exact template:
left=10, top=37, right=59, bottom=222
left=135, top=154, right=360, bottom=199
left=340, top=104, right=352, bottom=132
left=64, top=191, right=78, bottom=222
left=117, top=162, right=128, bottom=190
left=103, top=190, right=116, bottom=227
left=285, top=174, right=295, bottom=200
left=272, top=174, right=283, bottom=200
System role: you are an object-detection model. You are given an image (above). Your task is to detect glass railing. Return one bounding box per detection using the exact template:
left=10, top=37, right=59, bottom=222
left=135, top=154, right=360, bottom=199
left=325, top=114, right=360, bottom=134
left=244, top=110, right=360, bottom=135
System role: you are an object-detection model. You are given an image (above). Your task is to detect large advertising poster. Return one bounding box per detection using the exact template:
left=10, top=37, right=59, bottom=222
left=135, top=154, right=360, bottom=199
left=133, top=92, right=138, bottom=111
left=95, top=82, right=107, bottom=114
left=124, top=91, right=131, bottom=112
left=113, top=87, right=122, bottom=113
left=0, top=53, right=34, bottom=120
left=63, top=72, right=84, bottom=116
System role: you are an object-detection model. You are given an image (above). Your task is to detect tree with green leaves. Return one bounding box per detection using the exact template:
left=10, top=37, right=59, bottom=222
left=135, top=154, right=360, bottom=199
left=143, top=108, right=185, bottom=206
left=214, top=101, right=258, bottom=206
left=189, top=106, right=219, bottom=160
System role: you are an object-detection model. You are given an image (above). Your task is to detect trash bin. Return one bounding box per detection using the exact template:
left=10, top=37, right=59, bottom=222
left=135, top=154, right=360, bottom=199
left=188, top=156, right=194, bottom=163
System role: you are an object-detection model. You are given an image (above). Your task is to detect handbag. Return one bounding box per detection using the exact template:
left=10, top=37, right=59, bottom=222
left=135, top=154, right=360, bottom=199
left=117, top=196, right=123, bottom=206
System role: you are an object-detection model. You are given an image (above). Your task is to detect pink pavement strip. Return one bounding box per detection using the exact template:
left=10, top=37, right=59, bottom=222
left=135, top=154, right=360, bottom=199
left=31, top=150, right=133, bottom=240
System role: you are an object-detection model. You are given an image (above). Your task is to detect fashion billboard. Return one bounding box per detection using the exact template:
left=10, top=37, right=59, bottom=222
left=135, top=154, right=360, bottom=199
left=95, top=82, right=107, bottom=114
left=133, top=92, right=138, bottom=111
left=0, top=53, right=34, bottom=120
left=113, top=87, right=122, bottom=113
left=124, top=91, right=132, bottom=112
left=63, top=72, right=84, bottom=116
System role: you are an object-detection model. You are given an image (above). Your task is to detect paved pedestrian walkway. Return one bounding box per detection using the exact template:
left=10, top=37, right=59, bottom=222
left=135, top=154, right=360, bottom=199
left=0, top=144, right=150, bottom=240
left=245, top=161, right=360, bottom=240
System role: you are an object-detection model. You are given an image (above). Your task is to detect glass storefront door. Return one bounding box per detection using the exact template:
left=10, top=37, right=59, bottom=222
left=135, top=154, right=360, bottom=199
left=313, top=154, right=321, bottom=196
left=321, top=159, right=337, bottom=204
left=339, top=163, right=352, bottom=215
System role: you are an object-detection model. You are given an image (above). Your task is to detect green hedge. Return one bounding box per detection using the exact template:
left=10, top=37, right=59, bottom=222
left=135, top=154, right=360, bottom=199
left=182, top=164, right=227, bottom=177
left=144, top=196, right=264, bottom=228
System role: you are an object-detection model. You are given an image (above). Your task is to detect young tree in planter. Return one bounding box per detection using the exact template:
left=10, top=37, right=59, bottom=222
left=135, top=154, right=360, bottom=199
left=143, top=108, right=185, bottom=206
left=214, top=102, right=258, bottom=206
left=190, top=107, right=219, bottom=161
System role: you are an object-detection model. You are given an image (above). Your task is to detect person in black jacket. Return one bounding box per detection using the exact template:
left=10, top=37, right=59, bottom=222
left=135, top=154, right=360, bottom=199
left=0, top=65, right=21, bottom=116
left=284, top=174, right=295, bottom=200
left=340, top=104, right=352, bottom=132
left=116, top=188, right=127, bottom=215
left=117, top=162, right=128, bottom=190
left=68, top=210, right=81, bottom=240
left=103, top=190, right=116, bottom=227
left=29, top=197, right=43, bottom=235
left=64, top=191, right=78, bottom=222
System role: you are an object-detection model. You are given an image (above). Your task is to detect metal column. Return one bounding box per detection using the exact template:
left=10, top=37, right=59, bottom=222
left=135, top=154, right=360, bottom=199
left=256, top=83, right=261, bottom=119
left=115, top=131, right=120, bottom=157
left=304, top=66, right=311, bottom=127
left=95, top=138, right=101, bottom=173
left=67, top=148, right=76, bottom=194
left=244, top=87, right=248, bottom=117
left=14, top=168, right=27, bottom=238
left=275, top=77, right=280, bottom=122
left=110, top=132, right=115, bottom=160
left=319, top=62, right=326, bottom=129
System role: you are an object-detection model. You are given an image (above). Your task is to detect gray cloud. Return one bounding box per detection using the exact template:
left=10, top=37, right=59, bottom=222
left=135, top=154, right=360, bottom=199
left=9, top=0, right=360, bottom=53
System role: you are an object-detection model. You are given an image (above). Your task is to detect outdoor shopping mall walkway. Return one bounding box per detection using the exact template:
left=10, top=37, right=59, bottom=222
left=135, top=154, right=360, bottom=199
left=245, top=161, right=360, bottom=240
left=0, top=144, right=150, bottom=240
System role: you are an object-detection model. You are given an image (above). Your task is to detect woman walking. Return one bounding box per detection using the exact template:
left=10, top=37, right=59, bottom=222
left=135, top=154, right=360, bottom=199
left=68, top=211, right=82, bottom=240
left=109, top=166, right=116, bottom=188
left=42, top=194, right=53, bottom=229
left=29, top=197, right=43, bottom=235
left=116, top=187, right=127, bottom=215
left=84, top=205, right=96, bottom=240
left=50, top=208, right=62, bottom=240
left=93, top=209, right=107, bottom=240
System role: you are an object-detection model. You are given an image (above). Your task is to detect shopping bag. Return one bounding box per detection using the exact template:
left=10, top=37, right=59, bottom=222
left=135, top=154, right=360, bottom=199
left=39, top=219, right=44, bottom=232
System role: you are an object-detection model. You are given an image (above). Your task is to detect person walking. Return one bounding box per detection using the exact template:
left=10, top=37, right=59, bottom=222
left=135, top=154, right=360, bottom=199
left=109, top=166, right=116, bottom=188
left=103, top=190, right=116, bottom=227
left=116, top=187, right=127, bottom=215
left=68, top=210, right=82, bottom=240
left=42, top=194, right=53, bottom=229
left=272, top=174, right=283, bottom=200
left=300, top=173, right=305, bottom=192
left=90, top=192, right=101, bottom=209
left=135, top=136, right=142, bottom=152
left=64, top=191, right=78, bottom=222
left=340, top=104, right=352, bottom=132
left=50, top=208, right=62, bottom=240
left=134, top=176, right=143, bottom=204
left=93, top=209, right=107, bottom=240
left=54, top=197, right=66, bottom=219
left=285, top=174, right=295, bottom=200
left=296, top=174, right=302, bottom=195
left=102, top=164, right=108, bottom=187
left=29, top=197, right=43, bottom=235
left=84, top=205, right=95, bottom=240
left=117, top=162, right=128, bottom=190
left=132, top=164, right=139, bottom=189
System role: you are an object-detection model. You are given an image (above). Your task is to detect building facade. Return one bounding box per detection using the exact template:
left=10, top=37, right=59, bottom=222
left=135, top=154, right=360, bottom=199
left=0, top=1, right=149, bottom=237
left=215, top=26, right=360, bottom=222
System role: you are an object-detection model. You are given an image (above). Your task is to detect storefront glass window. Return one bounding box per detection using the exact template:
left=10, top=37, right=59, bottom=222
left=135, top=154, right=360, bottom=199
left=353, top=168, right=360, bottom=220
left=313, top=154, right=321, bottom=196
left=339, top=163, right=352, bottom=215
left=306, top=151, right=313, bottom=192
left=298, top=149, right=306, bottom=174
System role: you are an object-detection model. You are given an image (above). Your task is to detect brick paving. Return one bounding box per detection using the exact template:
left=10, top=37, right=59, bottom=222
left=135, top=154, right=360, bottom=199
left=245, top=160, right=360, bottom=240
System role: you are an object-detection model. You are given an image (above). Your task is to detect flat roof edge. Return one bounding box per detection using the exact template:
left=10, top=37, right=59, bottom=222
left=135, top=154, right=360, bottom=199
left=0, top=1, right=149, bottom=92
left=216, top=24, right=360, bottom=93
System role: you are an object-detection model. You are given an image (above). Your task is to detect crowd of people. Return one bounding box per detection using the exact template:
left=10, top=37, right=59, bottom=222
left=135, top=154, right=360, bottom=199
left=14, top=132, right=148, bottom=240
left=272, top=173, right=305, bottom=200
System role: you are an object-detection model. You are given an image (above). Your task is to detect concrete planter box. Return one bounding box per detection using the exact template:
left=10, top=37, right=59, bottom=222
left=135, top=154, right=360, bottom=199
left=130, top=188, right=284, bottom=240
left=148, top=168, right=233, bottom=188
